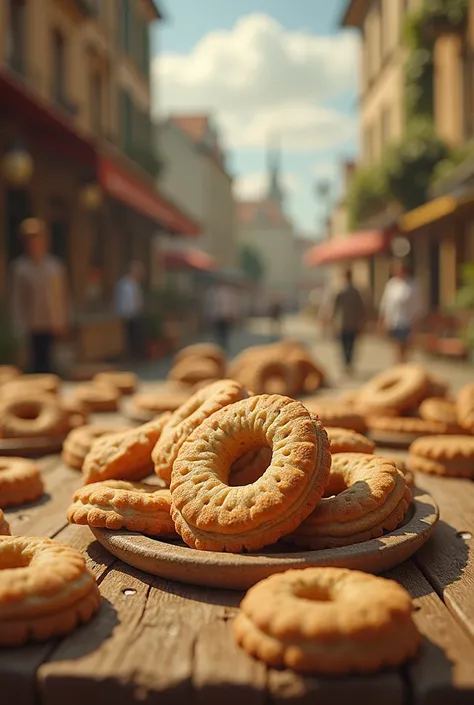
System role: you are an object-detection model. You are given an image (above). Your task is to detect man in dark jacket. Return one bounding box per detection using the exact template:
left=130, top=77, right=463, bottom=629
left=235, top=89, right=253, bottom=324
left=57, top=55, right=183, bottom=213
left=330, top=268, right=367, bottom=375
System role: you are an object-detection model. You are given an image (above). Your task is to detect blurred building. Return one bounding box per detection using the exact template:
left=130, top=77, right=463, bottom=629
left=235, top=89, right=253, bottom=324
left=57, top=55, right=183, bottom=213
left=157, top=114, right=237, bottom=277
left=236, top=147, right=302, bottom=312
left=0, top=0, right=199, bottom=361
left=311, top=0, right=474, bottom=315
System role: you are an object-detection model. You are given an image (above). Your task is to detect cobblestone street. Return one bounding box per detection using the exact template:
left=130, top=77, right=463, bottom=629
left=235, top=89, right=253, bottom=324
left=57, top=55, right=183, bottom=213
left=133, top=314, right=474, bottom=393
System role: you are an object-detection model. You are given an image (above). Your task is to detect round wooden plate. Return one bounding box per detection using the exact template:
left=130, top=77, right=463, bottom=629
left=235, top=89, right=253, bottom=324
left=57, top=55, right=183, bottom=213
left=92, top=489, right=439, bottom=590
left=0, top=434, right=67, bottom=457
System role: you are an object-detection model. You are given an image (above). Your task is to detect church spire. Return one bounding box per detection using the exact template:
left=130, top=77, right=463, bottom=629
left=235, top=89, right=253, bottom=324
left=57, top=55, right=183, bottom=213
left=266, top=134, right=284, bottom=209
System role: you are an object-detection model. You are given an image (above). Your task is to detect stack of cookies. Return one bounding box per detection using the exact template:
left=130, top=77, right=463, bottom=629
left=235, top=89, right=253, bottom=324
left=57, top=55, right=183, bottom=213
left=67, top=380, right=412, bottom=554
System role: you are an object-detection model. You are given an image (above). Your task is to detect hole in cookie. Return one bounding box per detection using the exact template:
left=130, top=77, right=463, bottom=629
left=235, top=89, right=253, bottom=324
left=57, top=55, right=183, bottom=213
left=379, top=379, right=398, bottom=391
left=229, top=446, right=272, bottom=487
left=294, top=585, right=333, bottom=602
left=122, top=588, right=136, bottom=596
left=17, top=514, right=30, bottom=521
left=14, top=405, right=41, bottom=420
left=413, top=604, right=421, bottom=612
left=457, top=531, right=472, bottom=541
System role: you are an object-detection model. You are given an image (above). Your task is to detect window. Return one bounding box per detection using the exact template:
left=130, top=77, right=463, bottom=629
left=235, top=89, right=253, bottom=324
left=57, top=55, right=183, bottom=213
left=6, top=0, right=27, bottom=74
left=52, top=29, right=66, bottom=102
left=90, top=71, right=103, bottom=135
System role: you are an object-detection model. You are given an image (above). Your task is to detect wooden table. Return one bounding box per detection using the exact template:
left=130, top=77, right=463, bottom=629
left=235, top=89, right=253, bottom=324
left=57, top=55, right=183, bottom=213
left=1, top=435, right=474, bottom=704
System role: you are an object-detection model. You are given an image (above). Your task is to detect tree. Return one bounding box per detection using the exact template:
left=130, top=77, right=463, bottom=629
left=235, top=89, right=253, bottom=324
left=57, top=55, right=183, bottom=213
left=239, top=245, right=265, bottom=283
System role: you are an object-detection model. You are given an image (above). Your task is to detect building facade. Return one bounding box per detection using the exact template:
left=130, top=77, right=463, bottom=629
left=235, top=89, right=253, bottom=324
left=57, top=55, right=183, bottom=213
left=0, top=0, right=198, bottom=361
left=158, top=115, right=237, bottom=271
left=236, top=149, right=303, bottom=312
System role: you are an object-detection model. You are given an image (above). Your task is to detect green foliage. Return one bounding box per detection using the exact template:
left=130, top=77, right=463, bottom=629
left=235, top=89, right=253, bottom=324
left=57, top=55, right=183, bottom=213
left=454, top=264, right=474, bottom=310
left=419, top=0, right=469, bottom=33
left=432, top=141, right=474, bottom=188
left=347, top=163, right=391, bottom=229
left=239, top=245, right=265, bottom=283
left=403, top=10, right=435, bottom=122
left=385, top=120, right=450, bottom=210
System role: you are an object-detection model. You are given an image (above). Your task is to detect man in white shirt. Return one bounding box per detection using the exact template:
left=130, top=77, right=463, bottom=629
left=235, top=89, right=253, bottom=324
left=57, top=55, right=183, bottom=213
left=379, top=260, right=424, bottom=362
left=115, top=261, right=145, bottom=359
left=205, top=280, right=240, bottom=351
left=11, top=218, right=68, bottom=373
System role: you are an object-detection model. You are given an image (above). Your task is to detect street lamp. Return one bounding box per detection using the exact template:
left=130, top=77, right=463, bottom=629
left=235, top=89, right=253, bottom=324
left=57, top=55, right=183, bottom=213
left=1, top=143, right=34, bottom=187
left=79, top=183, right=103, bottom=211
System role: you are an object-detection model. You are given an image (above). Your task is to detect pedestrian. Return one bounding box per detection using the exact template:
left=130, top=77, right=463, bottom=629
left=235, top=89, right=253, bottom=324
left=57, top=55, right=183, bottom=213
left=115, top=261, right=145, bottom=360
left=205, top=279, right=240, bottom=352
left=329, top=268, right=367, bottom=375
left=11, top=218, right=69, bottom=374
left=269, top=296, right=283, bottom=339
left=379, top=260, right=424, bottom=363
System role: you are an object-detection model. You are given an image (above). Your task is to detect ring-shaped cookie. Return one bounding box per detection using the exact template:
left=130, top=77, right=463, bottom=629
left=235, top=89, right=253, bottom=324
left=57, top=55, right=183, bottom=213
left=83, top=414, right=171, bottom=484
left=1, top=373, right=60, bottom=396
left=0, top=509, right=10, bottom=535
left=0, top=457, right=44, bottom=507
left=234, top=567, right=420, bottom=674
left=174, top=343, right=226, bottom=367
left=68, top=480, right=175, bottom=536
left=0, top=395, right=68, bottom=438
left=62, top=424, right=130, bottom=470
left=409, top=435, right=474, bottom=478
left=419, top=397, right=463, bottom=432
left=0, top=536, right=100, bottom=645
left=457, top=382, right=474, bottom=433
left=326, top=427, right=375, bottom=455
left=170, top=394, right=331, bottom=552
left=93, top=371, right=138, bottom=395
left=72, top=383, right=121, bottom=412
left=289, top=452, right=410, bottom=548
left=303, top=398, right=367, bottom=433
left=0, top=365, right=20, bottom=386
left=153, top=380, right=248, bottom=485
left=357, top=364, right=429, bottom=413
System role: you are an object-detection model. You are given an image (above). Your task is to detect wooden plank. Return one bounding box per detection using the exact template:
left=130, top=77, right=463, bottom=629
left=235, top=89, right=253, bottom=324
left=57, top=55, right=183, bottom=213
left=413, top=473, right=474, bottom=638
left=387, top=560, right=474, bottom=705
left=0, top=523, right=113, bottom=705
left=4, top=460, right=81, bottom=537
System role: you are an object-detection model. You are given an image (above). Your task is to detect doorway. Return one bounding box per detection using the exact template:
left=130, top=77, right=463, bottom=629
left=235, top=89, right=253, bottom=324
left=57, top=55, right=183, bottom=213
left=4, top=187, right=32, bottom=262
left=428, top=239, right=440, bottom=309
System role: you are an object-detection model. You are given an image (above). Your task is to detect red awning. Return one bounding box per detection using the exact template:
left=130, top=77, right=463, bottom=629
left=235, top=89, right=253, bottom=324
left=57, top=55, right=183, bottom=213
left=98, top=157, right=200, bottom=236
left=305, top=230, right=389, bottom=266
left=0, top=68, right=96, bottom=165
left=161, top=248, right=216, bottom=271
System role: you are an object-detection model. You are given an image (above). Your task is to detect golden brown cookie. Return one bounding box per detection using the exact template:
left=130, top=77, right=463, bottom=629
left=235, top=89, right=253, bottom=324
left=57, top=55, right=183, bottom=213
left=83, top=414, right=171, bottom=485
left=93, top=371, right=138, bottom=395
left=0, top=365, right=20, bottom=386
left=288, top=352, right=324, bottom=396
left=303, top=398, right=367, bottom=433
left=0, top=536, right=100, bottom=646
left=168, top=357, right=224, bottom=387
left=72, top=383, right=121, bottom=412
left=326, top=427, right=375, bottom=454
left=289, top=453, right=410, bottom=549
left=174, top=343, right=226, bottom=367
left=409, top=435, right=474, bottom=478
left=234, top=567, right=420, bottom=674
left=419, top=397, right=463, bottom=433
left=357, top=364, right=430, bottom=414
left=0, top=509, right=10, bottom=535
left=367, top=416, right=448, bottom=444
left=171, top=395, right=331, bottom=552
left=0, top=394, right=69, bottom=438
left=0, top=457, right=44, bottom=507
left=153, top=380, right=249, bottom=485
left=457, top=382, right=474, bottom=433
left=131, top=389, right=191, bottom=416
left=62, top=424, right=130, bottom=470
left=1, top=373, right=61, bottom=397
left=68, top=480, right=175, bottom=536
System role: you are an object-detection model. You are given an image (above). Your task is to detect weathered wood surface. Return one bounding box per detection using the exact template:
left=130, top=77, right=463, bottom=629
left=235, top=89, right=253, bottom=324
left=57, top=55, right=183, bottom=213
left=1, top=433, right=474, bottom=704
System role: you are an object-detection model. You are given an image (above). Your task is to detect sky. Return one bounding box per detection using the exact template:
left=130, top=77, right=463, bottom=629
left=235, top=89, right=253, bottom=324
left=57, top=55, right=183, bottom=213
left=151, top=1, right=360, bottom=237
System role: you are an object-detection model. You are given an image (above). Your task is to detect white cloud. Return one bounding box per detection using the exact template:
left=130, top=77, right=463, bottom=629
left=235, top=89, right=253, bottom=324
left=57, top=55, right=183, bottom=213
left=233, top=170, right=299, bottom=200
left=153, top=13, right=358, bottom=151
